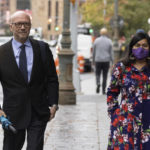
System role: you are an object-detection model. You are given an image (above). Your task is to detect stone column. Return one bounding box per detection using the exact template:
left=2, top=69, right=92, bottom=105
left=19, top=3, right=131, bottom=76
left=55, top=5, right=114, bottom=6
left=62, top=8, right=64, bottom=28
left=58, top=0, right=76, bottom=104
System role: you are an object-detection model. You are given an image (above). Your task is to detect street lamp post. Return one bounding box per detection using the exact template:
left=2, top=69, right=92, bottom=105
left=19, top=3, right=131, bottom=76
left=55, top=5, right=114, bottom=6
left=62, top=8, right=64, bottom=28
left=113, top=0, right=120, bottom=63
left=58, top=0, right=76, bottom=104
left=103, top=0, right=107, bottom=25
left=70, top=1, right=81, bottom=93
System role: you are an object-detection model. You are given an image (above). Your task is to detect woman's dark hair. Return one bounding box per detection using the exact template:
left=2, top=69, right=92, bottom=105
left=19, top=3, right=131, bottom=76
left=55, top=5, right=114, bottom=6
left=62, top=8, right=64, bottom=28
left=120, top=32, right=150, bottom=67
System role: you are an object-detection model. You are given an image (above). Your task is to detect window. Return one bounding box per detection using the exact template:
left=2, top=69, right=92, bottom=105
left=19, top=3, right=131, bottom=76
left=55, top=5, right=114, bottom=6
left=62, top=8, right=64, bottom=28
left=48, top=0, right=51, bottom=18
left=48, top=0, right=52, bottom=30
left=55, top=1, right=59, bottom=27
left=17, top=0, right=30, bottom=10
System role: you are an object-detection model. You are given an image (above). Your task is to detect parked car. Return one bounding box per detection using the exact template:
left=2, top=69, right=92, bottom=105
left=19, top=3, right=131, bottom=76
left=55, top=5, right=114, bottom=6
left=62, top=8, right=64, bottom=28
left=0, top=36, right=12, bottom=46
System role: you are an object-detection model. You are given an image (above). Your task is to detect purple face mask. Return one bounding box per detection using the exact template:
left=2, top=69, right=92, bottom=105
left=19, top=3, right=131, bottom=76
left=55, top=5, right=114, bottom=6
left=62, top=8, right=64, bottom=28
left=132, top=47, right=149, bottom=60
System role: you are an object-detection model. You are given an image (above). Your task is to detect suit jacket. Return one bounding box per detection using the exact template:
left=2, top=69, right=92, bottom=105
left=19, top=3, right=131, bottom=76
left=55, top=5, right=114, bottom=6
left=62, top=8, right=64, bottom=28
left=0, top=38, right=59, bottom=129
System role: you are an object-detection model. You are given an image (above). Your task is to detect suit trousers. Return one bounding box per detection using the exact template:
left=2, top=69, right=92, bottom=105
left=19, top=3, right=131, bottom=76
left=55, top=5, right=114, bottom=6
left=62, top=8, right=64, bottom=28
left=3, top=109, right=47, bottom=150
left=95, top=62, right=110, bottom=93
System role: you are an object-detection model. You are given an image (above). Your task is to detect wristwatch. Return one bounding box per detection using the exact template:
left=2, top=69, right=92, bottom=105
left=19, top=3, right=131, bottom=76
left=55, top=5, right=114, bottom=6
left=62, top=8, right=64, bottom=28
left=51, top=104, right=59, bottom=111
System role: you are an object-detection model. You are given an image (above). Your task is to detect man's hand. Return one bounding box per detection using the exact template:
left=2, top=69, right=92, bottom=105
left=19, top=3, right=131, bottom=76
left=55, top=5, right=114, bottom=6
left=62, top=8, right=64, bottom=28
left=0, top=110, right=6, bottom=118
left=49, top=105, right=58, bottom=121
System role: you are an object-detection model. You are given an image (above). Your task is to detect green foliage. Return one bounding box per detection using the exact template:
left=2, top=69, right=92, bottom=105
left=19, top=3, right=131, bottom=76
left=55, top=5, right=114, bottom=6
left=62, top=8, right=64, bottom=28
left=119, top=0, right=150, bottom=37
left=80, top=0, right=150, bottom=38
left=81, top=0, right=103, bottom=27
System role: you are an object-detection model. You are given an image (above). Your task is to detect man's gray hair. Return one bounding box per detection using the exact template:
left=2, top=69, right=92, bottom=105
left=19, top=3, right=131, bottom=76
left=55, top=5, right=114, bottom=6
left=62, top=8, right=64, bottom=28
left=9, top=11, right=31, bottom=24
left=100, top=28, right=108, bottom=35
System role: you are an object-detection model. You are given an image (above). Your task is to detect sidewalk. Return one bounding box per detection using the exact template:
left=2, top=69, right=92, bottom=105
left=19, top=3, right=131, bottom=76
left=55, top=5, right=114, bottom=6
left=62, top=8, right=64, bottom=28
left=0, top=72, right=111, bottom=150
left=42, top=72, right=111, bottom=150
left=43, top=94, right=110, bottom=150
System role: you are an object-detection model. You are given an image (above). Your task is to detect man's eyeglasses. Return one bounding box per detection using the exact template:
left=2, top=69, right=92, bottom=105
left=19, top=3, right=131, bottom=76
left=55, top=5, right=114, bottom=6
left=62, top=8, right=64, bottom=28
left=11, top=22, right=31, bottom=28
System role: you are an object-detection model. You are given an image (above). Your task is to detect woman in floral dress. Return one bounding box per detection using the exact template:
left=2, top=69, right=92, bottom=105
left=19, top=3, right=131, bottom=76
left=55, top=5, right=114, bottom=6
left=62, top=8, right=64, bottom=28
left=107, top=32, right=150, bottom=150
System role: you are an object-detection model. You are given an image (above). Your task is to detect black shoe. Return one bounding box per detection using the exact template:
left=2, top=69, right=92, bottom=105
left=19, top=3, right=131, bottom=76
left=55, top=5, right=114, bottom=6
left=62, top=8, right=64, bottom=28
left=96, top=85, right=100, bottom=93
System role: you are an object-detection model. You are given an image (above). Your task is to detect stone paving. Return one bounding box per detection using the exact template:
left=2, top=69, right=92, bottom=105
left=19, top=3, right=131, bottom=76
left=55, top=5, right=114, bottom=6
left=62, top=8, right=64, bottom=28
left=0, top=72, right=111, bottom=150
left=44, top=94, right=109, bottom=150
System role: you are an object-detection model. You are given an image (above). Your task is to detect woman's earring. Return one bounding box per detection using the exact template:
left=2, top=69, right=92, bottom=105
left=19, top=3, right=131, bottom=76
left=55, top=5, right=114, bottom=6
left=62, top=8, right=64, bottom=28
left=129, top=54, right=135, bottom=60
left=147, top=57, right=150, bottom=60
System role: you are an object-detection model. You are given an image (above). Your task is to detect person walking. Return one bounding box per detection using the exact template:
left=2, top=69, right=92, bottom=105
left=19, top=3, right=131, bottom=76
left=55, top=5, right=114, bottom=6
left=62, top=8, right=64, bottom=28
left=92, top=27, right=113, bottom=94
left=107, top=32, right=150, bottom=150
left=0, top=11, right=59, bottom=150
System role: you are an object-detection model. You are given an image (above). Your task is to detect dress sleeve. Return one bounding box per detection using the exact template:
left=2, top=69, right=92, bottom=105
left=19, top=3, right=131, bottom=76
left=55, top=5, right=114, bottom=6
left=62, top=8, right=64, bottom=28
left=107, top=62, right=123, bottom=117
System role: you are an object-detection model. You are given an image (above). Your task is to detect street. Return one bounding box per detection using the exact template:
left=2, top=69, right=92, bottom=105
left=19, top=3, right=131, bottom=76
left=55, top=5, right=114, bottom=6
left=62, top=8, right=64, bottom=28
left=0, top=72, right=111, bottom=150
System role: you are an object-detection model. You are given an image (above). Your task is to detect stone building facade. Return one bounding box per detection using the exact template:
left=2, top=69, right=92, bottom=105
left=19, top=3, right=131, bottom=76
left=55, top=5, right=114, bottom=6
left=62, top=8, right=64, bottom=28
left=0, top=0, right=10, bottom=34
left=10, top=0, right=63, bottom=40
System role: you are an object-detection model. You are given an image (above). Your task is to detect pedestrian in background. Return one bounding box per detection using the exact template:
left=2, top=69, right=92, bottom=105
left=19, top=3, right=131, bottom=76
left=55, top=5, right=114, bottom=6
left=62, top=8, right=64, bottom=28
left=92, top=27, right=113, bottom=94
left=0, top=11, right=59, bottom=150
left=107, top=32, right=150, bottom=149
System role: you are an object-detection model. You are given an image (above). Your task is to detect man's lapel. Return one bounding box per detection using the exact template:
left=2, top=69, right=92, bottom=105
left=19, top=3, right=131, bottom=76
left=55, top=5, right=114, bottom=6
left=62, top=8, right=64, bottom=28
left=5, top=40, right=27, bottom=83
left=29, top=39, right=40, bottom=83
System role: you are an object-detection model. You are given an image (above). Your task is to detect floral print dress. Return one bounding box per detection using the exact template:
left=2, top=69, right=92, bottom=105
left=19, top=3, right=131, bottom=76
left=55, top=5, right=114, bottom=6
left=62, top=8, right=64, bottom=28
left=107, top=62, right=150, bottom=150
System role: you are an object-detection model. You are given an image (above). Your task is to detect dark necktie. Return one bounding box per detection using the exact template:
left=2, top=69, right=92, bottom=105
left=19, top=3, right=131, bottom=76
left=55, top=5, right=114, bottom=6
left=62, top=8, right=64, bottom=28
left=19, top=44, right=28, bottom=82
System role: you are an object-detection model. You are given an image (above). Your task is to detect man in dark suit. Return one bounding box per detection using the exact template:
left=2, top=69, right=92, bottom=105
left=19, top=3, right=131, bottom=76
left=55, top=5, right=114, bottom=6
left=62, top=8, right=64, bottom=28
left=0, top=11, right=59, bottom=150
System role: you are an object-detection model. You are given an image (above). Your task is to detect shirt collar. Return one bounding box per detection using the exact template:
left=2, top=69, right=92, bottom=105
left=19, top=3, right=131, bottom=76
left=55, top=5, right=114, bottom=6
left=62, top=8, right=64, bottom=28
left=12, top=38, right=32, bottom=57
left=12, top=38, right=32, bottom=48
